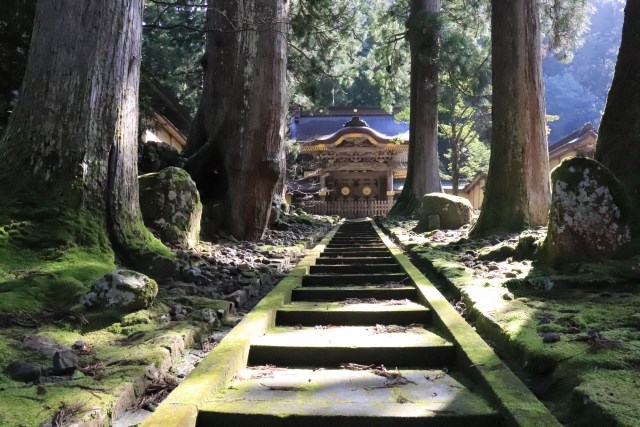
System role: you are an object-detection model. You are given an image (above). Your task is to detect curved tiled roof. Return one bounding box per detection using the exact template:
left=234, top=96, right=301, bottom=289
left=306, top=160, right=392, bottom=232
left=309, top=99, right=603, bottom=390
left=290, top=115, right=409, bottom=142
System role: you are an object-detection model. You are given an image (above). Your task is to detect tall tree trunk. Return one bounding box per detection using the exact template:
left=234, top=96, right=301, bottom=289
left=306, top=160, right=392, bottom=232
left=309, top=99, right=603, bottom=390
left=389, top=0, right=442, bottom=216
left=596, top=0, right=640, bottom=245
left=0, top=0, right=174, bottom=277
left=470, top=0, right=550, bottom=237
left=184, top=0, right=288, bottom=241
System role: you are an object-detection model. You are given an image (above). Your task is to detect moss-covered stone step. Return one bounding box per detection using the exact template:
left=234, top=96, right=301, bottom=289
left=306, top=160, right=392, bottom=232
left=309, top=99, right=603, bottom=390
left=327, top=243, right=387, bottom=248
left=248, top=326, right=453, bottom=367
left=291, top=285, right=416, bottom=301
left=309, top=264, right=402, bottom=274
left=275, top=300, right=430, bottom=326
left=323, top=246, right=390, bottom=252
left=302, top=272, right=407, bottom=286
left=321, top=249, right=392, bottom=258
left=314, top=256, right=397, bottom=265
left=330, top=237, right=381, bottom=242
left=199, top=368, right=499, bottom=426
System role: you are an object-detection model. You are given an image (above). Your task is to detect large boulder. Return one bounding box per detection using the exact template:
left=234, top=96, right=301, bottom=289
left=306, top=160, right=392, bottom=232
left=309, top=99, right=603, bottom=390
left=542, top=157, right=632, bottom=266
left=81, top=269, right=158, bottom=311
left=415, top=193, right=474, bottom=232
left=139, top=167, right=202, bottom=247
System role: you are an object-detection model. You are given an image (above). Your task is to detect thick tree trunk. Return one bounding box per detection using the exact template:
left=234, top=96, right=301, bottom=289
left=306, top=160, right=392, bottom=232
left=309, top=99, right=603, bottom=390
left=470, top=0, right=550, bottom=236
left=184, top=0, right=288, bottom=241
left=596, top=0, right=640, bottom=244
left=389, top=0, right=442, bottom=216
left=0, top=0, right=174, bottom=277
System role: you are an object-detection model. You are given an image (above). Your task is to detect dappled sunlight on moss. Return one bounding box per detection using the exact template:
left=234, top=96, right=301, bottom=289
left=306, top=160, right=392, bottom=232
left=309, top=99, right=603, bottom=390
left=379, top=216, right=640, bottom=425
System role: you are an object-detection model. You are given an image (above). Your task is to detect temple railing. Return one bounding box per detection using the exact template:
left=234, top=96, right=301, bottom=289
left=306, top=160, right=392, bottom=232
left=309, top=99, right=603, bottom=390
left=300, top=199, right=393, bottom=218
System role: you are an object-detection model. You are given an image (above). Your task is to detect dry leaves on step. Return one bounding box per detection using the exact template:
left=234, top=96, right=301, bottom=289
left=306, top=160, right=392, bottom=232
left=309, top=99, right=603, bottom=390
left=424, top=368, right=448, bottom=381
left=340, top=297, right=379, bottom=305
left=340, top=362, right=416, bottom=389
left=369, top=323, right=423, bottom=334
left=383, top=299, right=411, bottom=306
left=247, top=365, right=288, bottom=379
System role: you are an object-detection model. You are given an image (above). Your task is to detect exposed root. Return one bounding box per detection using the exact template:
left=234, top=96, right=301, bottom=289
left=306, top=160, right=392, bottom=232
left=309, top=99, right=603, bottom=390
left=52, top=401, right=89, bottom=427
left=134, top=376, right=178, bottom=411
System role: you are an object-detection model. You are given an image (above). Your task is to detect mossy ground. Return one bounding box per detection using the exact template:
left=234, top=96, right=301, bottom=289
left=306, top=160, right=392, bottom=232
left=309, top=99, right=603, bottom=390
left=0, top=205, right=331, bottom=426
left=381, top=217, right=640, bottom=426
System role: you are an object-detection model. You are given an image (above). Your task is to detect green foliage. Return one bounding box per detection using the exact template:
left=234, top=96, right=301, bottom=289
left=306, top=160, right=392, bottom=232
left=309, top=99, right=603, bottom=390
left=0, top=0, right=36, bottom=134
left=288, top=0, right=392, bottom=109
left=543, top=0, right=624, bottom=141
left=142, top=1, right=206, bottom=115
left=540, top=0, right=595, bottom=61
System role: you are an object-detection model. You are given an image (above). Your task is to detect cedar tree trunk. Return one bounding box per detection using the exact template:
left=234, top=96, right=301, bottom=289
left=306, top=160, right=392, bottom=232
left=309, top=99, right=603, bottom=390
left=470, top=0, right=550, bottom=236
left=596, top=0, right=640, bottom=243
left=184, top=0, right=288, bottom=241
left=0, top=0, right=175, bottom=277
left=389, top=0, right=442, bottom=216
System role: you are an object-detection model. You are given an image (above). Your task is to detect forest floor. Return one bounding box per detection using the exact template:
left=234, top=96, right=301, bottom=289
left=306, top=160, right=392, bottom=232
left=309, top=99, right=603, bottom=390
left=379, top=217, right=640, bottom=427
left=0, top=213, right=335, bottom=427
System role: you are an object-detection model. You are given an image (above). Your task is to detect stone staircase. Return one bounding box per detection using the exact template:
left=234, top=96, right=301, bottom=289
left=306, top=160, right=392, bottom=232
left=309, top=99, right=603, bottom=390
left=198, top=221, right=500, bottom=425
left=144, top=220, right=560, bottom=427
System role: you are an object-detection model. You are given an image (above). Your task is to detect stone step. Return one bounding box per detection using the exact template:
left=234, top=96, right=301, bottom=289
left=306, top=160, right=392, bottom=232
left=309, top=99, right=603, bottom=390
left=322, top=250, right=392, bottom=258
left=200, top=368, right=500, bottom=426
left=315, top=257, right=397, bottom=265
left=327, top=243, right=386, bottom=248
left=248, top=326, right=453, bottom=367
left=291, top=286, right=416, bottom=301
left=276, top=300, right=430, bottom=326
left=331, top=237, right=381, bottom=241
left=302, top=272, right=408, bottom=286
left=309, top=264, right=402, bottom=274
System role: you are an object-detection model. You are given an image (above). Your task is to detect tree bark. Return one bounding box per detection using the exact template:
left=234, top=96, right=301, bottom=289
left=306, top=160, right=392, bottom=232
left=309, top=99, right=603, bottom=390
left=0, top=0, right=174, bottom=277
left=470, top=0, right=550, bottom=236
left=596, top=0, right=640, bottom=242
left=184, top=0, right=288, bottom=241
left=389, top=0, right=442, bottom=216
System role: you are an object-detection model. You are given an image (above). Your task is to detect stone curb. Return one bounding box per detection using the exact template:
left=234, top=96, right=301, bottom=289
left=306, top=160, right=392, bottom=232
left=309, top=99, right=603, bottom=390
left=374, top=221, right=561, bottom=427
left=140, top=225, right=340, bottom=427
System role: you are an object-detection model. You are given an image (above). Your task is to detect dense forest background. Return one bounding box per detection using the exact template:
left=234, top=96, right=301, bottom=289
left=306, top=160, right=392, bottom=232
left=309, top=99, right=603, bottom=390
left=0, top=0, right=624, bottom=143
left=544, top=0, right=623, bottom=142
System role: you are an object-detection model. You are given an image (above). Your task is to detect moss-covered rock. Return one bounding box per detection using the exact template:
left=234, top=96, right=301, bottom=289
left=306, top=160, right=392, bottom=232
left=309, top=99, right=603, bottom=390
left=542, top=157, right=632, bottom=266
left=81, top=269, right=158, bottom=311
left=139, top=167, right=202, bottom=248
left=415, top=193, right=473, bottom=232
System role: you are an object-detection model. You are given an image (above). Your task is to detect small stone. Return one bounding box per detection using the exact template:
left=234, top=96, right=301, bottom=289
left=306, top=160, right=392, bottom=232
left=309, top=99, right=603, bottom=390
left=53, top=349, right=78, bottom=374
left=72, top=340, right=86, bottom=350
left=502, top=292, right=515, bottom=301
left=543, top=332, right=561, bottom=343
left=5, top=361, right=41, bottom=383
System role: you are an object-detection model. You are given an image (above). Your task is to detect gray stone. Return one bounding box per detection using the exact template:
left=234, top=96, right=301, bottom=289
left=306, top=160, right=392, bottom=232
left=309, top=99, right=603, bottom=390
left=542, top=332, right=561, bottom=343
left=502, top=292, right=515, bottom=301
left=5, top=361, right=41, bottom=383
left=415, top=193, right=474, bottom=232
left=224, top=289, right=248, bottom=309
left=21, top=335, right=69, bottom=357
left=139, top=167, right=202, bottom=247
left=81, top=269, right=158, bottom=311
left=53, top=349, right=78, bottom=374
left=543, top=157, right=632, bottom=266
